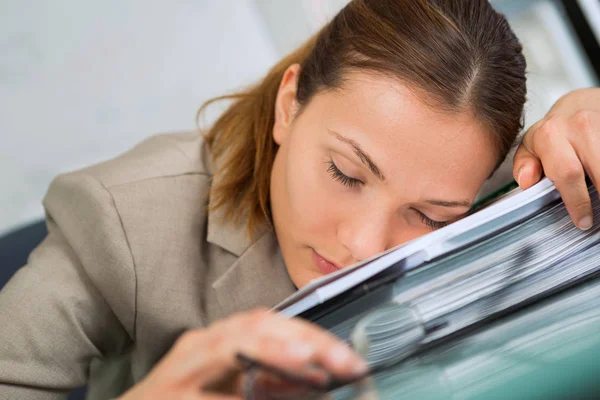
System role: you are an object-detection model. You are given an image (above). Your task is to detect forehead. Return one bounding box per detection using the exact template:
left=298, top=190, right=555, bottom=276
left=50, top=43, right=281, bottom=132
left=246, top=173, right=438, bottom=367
left=308, top=72, right=499, bottom=198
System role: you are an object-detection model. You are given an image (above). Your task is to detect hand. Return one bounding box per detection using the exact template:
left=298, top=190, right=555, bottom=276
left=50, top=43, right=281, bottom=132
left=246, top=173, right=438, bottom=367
left=513, top=88, right=600, bottom=230
left=118, top=308, right=368, bottom=400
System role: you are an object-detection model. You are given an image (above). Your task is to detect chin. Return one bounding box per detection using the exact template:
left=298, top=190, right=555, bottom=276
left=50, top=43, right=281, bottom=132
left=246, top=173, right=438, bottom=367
left=290, top=267, right=323, bottom=289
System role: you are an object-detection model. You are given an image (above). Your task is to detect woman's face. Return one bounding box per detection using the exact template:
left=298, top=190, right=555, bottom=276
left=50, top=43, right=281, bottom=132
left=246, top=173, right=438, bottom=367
left=270, top=66, right=498, bottom=288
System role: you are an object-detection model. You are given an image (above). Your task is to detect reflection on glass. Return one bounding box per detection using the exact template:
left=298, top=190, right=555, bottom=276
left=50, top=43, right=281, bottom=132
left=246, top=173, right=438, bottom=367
left=329, top=280, right=600, bottom=399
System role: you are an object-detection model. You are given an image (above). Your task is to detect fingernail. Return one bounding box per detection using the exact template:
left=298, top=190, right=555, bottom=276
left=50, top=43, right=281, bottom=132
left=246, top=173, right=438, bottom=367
left=327, top=344, right=353, bottom=368
left=578, top=215, right=593, bottom=230
left=287, top=341, right=314, bottom=360
left=352, top=358, right=369, bottom=375
left=517, top=166, right=524, bottom=187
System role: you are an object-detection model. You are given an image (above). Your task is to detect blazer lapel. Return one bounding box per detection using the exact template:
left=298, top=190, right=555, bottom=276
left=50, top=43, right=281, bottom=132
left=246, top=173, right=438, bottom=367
left=201, top=139, right=296, bottom=321
left=203, top=196, right=295, bottom=321
left=211, top=229, right=297, bottom=319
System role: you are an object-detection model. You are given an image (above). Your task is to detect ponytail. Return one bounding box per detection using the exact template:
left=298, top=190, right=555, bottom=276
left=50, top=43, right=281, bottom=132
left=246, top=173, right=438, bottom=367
left=198, top=35, right=318, bottom=238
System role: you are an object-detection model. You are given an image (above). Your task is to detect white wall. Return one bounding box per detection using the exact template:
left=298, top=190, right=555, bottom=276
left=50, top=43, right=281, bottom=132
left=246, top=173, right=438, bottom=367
left=2, top=0, right=597, bottom=235
left=254, top=0, right=350, bottom=54
left=0, top=0, right=278, bottom=234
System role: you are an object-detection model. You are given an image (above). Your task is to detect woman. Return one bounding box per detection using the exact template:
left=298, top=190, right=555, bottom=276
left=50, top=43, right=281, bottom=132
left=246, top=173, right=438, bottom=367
left=0, top=0, right=598, bottom=399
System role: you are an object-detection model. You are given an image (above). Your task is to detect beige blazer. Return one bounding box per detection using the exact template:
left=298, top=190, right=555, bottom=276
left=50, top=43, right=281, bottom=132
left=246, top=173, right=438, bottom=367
left=0, top=131, right=297, bottom=400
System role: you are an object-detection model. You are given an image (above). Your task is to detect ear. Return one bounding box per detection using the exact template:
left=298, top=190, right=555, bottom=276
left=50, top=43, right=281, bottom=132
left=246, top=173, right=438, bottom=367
left=273, top=64, right=301, bottom=145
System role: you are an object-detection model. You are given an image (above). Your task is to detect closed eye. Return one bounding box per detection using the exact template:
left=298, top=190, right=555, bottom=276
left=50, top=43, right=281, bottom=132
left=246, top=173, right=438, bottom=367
left=415, top=210, right=451, bottom=230
left=326, top=159, right=363, bottom=188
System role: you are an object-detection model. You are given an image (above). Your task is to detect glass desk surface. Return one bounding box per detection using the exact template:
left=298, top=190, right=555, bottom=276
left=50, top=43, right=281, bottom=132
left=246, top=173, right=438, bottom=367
left=320, top=278, right=600, bottom=400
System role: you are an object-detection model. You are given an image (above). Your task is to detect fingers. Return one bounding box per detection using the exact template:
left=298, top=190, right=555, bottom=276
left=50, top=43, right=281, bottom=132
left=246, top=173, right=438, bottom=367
left=119, top=364, right=243, bottom=400
left=163, top=328, right=241, bottom=388
left=568, top=110, right=600, bottom=189
left=219, top=310, right=368, bottom=378
left=513, top=138, right=543, bottom=190
left=198, top=395, right=242, bottom=400
left=164, top=308, right=367, bottom=390
left=567, top=110, right=600, bottom=228
left=555, top=162, right=593, bottom=230
left=528, top=118, right=592, bottom=230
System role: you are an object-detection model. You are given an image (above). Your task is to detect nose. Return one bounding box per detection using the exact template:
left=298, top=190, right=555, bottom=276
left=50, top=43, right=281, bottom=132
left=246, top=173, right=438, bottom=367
left=337, top=209, right=393, bottom=262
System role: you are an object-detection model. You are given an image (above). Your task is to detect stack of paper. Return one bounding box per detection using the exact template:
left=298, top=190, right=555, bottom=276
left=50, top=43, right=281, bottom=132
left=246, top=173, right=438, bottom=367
left=277, top=178, right=561, bottom=317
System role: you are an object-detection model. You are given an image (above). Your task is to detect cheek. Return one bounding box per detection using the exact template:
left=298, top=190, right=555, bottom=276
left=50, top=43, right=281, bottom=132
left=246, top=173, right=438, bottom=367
left=393, top=215, right=434, bottom=246
left=285, top=151, right=343, bottom=240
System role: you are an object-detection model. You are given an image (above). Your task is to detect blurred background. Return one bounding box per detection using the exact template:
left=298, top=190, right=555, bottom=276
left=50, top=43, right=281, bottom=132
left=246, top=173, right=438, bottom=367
left=1, top=0, right=598, bottom=235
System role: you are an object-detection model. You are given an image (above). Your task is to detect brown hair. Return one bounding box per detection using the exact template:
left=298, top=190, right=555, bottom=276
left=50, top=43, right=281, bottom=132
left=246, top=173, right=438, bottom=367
left=199, top=0, right=526, bottom=237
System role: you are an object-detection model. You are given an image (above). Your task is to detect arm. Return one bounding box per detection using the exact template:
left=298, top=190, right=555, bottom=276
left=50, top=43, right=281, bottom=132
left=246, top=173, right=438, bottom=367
left=0, top=173, right=136, bottom=399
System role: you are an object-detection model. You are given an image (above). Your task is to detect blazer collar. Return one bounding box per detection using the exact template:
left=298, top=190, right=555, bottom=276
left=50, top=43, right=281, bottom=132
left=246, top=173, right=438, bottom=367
left=211, top=228, right=297, bottom=318
left=203, top=141, right=296, bottom=318
left=203, top=137, right=265, bottom=257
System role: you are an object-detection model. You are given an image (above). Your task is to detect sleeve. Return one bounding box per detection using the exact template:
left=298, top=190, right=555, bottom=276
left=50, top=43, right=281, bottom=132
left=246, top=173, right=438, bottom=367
left=0, top=172, right=137, bottom=400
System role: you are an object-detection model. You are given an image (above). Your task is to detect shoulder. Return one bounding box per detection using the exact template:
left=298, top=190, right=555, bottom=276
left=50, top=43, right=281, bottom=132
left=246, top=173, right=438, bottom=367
left=76, top=130, right=213, bottom=189
left=41, top=131, right=223, bottom=334
left=43, top=131, right=215, bottom=254
left=44, top=130, right=214, bottom=229
left=44, top=131, right=214, bottom=245
left=42, top=130, right=217, bottom=271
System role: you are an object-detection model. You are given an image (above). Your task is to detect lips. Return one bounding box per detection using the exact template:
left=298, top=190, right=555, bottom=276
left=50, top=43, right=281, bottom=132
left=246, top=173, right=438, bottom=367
left=312, top=249, right=341, bottom=275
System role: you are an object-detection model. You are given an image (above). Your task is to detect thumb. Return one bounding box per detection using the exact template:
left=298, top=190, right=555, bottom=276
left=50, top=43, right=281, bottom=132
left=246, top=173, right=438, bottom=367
left=513, top=142, right=543, bottom=190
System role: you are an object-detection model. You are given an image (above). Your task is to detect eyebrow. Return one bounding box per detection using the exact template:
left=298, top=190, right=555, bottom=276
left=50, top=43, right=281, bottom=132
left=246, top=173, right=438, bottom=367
left=328, top=130, right=385, bottom=181
left=328, top=130, right=472, bottom=209
left=424, top=199, right=472, bottom=208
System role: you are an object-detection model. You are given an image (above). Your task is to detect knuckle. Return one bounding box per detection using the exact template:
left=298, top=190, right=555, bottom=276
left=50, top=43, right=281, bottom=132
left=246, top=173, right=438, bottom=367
left=204, top=330, right=225, bottom=349
left=571, top=110, right=594, bottom=135
left=555, top=161, right=584, bottom=183
left=536, top=116, right=560, bottom=141
left=174, top=330, right=202, bottom=352
left=252, top=306, right=271, bottom=314
left=244, top=307, right=271, bottom=329
left=571, top=199, right=591, bottom=212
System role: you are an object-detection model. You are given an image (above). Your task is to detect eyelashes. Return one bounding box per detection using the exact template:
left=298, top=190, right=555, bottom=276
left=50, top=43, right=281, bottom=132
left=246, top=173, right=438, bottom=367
left=326, top=159, right=363, bottom=188
left=326, top=158, right=450, bottom=230
left=416, top=211, right=450, bottom=230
